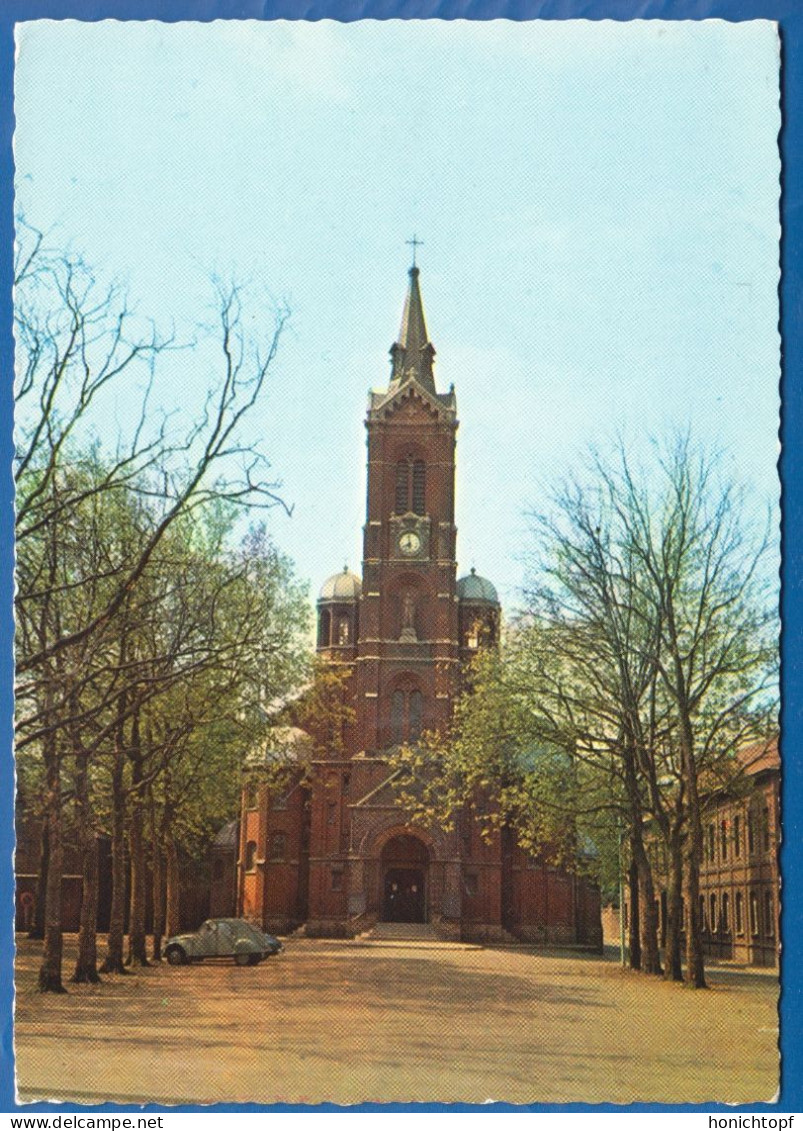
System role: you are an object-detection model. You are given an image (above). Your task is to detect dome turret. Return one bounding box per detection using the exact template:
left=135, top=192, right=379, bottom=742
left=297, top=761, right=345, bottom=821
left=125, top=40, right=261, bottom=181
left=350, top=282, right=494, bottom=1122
left=317, top=567, right=361, bottom=651
left=456, top=567, right=499, bottom=605
left=318, top=566, right=362, bottom=603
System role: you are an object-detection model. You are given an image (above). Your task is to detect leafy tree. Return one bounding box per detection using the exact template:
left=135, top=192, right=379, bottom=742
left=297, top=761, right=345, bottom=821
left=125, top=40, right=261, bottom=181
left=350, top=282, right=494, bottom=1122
left=522, top=435, right=777, bottom=985
left=14, top=223, right=295, bottom=992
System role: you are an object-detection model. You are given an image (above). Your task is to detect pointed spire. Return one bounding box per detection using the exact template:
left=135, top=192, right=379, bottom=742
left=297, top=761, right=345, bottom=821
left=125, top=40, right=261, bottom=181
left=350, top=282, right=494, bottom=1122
left=389, top=264, right=436, bottom=393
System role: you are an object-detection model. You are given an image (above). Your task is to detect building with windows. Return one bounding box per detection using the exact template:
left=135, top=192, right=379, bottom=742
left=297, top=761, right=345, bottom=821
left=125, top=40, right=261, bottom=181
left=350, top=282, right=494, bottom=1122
left=694, top=736, right=780, bottom=967
left=236, top=263, right=602, bottom=946
left=627, top=736, right=781, bottom=968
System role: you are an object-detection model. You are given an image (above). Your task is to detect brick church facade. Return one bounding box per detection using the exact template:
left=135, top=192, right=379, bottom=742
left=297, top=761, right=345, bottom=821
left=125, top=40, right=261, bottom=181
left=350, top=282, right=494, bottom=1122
left=236, top=264, right=602, bottom=946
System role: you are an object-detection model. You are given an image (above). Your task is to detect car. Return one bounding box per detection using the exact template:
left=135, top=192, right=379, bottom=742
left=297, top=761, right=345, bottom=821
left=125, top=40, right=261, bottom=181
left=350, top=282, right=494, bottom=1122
left=164, top=918, right=284, bottom=967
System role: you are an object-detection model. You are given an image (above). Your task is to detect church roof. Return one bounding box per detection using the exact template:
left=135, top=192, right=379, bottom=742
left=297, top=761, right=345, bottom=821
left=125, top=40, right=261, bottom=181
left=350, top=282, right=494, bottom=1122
left=212, top=819, right=239, bottom=850
left=319, top=566, right=362, bottom=603
left=388, top=265, right=437, bottom=395
left=457, top=567, right=499, bottom=605
left=368, top=261, right=457, bottom=421
left=246, top=725, right=314, bottom=766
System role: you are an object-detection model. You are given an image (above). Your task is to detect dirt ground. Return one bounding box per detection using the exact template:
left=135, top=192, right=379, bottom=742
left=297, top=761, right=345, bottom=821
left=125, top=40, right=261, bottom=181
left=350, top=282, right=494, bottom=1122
left=14, top=935, right=779, bottom=1107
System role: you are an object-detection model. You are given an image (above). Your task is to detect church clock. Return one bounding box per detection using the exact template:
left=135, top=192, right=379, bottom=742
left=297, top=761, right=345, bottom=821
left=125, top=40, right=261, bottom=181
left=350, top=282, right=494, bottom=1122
left=398, top=530, right=421, bottom=556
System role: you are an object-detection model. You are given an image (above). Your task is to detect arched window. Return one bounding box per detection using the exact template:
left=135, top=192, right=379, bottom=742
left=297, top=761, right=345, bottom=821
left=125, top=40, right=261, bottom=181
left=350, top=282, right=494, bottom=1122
left=389, top=686, right=424, bottom=745
left=318, top=608, right=331, bottom=647
left=412, top=460, right=425, bottom=514
left=394, top=458, right=426, bottom=515
left=764, top=890, right=775, bottom=938
left=749, top=890, right=759, bottom=935
left=722, top=892, right=730, bottom=932
left=391, top=690, right=405, bottom=745
left=409, top=690, right=423, bottom=742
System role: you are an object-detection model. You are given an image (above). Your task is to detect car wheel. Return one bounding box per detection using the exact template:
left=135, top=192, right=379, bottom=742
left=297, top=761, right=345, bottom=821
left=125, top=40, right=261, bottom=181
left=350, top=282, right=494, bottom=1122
left=249, top=954, right=261, bottom=966
left=166, top=946, right=186, bottom=966
left=234, top=952, right=251, bottom=967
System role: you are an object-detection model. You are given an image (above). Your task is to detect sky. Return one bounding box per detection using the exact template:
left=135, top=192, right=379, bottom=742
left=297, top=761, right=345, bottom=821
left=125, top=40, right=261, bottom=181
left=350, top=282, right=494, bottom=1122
left=12, top=19, right=781, bottom=611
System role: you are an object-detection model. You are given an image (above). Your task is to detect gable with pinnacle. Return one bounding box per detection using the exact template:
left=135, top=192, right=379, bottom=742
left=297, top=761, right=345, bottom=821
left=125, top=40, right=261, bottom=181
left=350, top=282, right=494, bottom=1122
left=368, top=380, right=457, bottom=425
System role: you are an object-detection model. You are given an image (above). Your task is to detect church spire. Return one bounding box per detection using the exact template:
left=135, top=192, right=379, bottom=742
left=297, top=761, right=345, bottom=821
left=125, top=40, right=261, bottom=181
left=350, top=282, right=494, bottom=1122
left=389, top=262, right=437, bottom=393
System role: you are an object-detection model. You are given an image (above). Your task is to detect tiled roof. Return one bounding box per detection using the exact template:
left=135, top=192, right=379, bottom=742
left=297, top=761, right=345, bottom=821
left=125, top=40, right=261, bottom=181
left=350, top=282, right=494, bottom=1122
left=735, top=735, right=779, bottom=776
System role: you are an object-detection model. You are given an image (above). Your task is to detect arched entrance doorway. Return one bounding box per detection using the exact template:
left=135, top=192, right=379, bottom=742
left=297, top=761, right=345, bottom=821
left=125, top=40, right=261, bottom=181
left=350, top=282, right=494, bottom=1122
left=380, top=834, right=429, bottom=923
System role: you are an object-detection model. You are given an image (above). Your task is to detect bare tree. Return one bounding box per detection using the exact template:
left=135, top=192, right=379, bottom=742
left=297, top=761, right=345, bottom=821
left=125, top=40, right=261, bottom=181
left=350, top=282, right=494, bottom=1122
left=14, top=225, right=293, bottom=991
left=524, top=435, right=777, bottom=986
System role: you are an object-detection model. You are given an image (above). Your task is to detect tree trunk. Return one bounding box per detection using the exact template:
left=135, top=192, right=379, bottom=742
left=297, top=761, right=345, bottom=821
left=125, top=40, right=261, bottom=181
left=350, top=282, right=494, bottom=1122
left=676, top=700, right=706, bottom=987
left=27, top=817, right=49, bottom=940
left=663, top=828, right=684, bottom=982
left=126, top=707, right=149, bottom=967
left=38, top=726, right=66, bottom=993
left=624, top=748, right=660, bottom=975
left=72, top=748, right=100, bottom=983
left=100, top=694, right=128, bottom=975
left=633, top=832, right=662, bottom=976
left=150, top=791, right=165, bottom=962
left=627, top=857, right=641, bottom=971
left=165, top=828, right=181, bottom=939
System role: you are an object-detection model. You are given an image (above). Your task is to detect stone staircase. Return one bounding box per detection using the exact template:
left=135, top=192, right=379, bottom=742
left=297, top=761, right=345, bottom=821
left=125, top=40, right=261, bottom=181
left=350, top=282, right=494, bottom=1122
left=359, top=921, right=441, bottom=942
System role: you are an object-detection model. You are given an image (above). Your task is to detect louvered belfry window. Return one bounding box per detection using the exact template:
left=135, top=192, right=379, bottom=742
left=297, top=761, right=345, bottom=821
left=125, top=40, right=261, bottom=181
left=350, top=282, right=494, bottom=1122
left=394, top=458, right=426, bottom=515
left=412, top=461, right=425, bottom=514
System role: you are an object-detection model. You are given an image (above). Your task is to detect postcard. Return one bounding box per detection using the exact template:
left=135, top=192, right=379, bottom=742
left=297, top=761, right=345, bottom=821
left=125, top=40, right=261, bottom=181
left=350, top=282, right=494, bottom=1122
left=11, top=17, right=782, bottom=1109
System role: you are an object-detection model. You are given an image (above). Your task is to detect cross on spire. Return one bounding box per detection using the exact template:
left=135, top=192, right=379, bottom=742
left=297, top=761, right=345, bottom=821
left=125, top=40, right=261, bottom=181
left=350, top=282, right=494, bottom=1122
left=406, top=234, right=424, bottom=268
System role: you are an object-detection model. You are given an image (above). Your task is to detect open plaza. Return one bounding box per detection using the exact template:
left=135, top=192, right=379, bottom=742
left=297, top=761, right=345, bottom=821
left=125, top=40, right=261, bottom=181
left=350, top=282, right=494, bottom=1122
left=14, top=935, right=778, bottom=1108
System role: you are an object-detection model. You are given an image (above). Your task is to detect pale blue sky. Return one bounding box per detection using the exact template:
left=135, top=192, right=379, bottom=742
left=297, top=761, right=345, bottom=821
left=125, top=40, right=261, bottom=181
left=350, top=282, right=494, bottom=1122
left=13, top=19, right=780, bottom=608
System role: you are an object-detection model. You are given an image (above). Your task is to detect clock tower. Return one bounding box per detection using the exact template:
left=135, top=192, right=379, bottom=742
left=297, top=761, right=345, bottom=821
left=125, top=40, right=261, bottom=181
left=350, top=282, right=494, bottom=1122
left=355, top=263, right=460, bottom=755
left=238, top=256, right=601, bottom=951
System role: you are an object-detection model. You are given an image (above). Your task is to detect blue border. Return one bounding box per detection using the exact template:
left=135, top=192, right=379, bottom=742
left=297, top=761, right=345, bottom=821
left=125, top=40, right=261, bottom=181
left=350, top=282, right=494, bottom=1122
left=0, top=0, right=797, bottom=1115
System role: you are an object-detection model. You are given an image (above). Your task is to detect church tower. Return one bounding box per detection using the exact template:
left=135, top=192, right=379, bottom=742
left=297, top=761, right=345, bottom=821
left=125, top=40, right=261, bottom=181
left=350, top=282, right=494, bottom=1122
left=355, top=263, right=460, bottom=755
left=239, top=256, right=601, bottom=950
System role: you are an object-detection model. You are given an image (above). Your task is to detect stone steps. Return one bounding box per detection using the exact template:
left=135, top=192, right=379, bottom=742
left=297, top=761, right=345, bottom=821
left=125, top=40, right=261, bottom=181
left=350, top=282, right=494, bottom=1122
left=359, top=921, right=440, bottom=942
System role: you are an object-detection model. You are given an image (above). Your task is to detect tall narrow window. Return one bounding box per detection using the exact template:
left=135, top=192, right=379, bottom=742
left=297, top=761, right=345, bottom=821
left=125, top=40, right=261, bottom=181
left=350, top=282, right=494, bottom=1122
left=394, top=457, right=426, bottom=514
left=734, top=814, right=742, bottom=858
left=412, top=460, right=426, bottom=514
left=245, top=841, right=258, bottom=871
left=764, top=891, right=774, bottom=937
left=747, top=809, right=755, bottom=854
left=395, top=461, right=409, bottom=514
left=708, top=824, right=716, bottom=864
left=749, top=890, right=759, bottom=936
left=409, top=690, right=423, bottom=741
left=721, top=820, right=728, bottom=862
left=391, top=690, right=405, bottom=745
left=735, top=890, right=744, bottom=934
left=318, top=609, right=331, bottom=647
left=389, top=687, right=424, bottom=745
left=710, top=893, right=718, bottom=934
left=722, top=892, right=730, bottom=932
left=762, top=805, right=771, bottom=853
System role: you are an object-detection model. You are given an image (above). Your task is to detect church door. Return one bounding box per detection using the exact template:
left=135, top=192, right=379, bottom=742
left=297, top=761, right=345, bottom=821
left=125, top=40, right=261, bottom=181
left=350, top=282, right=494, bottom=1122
left=383, top=867, right=425, bottom=923
left=380, top=834, right=429, bottom=923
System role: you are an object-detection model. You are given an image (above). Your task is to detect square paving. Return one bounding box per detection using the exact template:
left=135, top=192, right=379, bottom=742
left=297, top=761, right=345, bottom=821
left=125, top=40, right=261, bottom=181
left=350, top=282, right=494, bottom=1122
left=14, top=936, right=778, bottom=1106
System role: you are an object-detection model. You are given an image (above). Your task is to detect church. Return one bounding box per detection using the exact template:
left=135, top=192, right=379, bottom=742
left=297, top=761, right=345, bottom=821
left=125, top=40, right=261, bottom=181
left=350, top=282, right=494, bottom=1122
left=234, top=260, right=602, bottom=946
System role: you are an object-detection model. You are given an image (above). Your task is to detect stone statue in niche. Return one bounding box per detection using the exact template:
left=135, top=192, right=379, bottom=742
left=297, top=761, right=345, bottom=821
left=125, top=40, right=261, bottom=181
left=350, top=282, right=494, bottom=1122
left=400, top=591, right=417, bottom=642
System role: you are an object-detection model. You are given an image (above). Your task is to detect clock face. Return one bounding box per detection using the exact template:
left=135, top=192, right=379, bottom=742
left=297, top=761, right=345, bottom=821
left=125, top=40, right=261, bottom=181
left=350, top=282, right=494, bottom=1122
left=398, top=531, right=421, bottom=556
